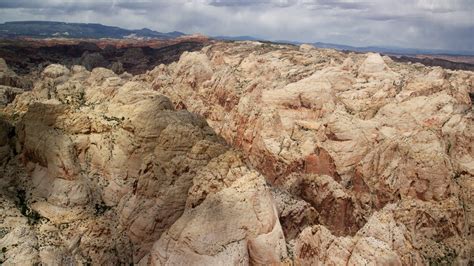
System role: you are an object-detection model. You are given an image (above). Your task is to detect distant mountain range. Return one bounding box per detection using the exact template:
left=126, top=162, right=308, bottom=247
left=306, top=42, right=474, bottom=56
left=0, top=21, right=472, bottom=56
left=213, top=36, right=474, bottom=56
left=0, top=21, right=185, bottom=39
left=212, top=35, right=262, bottom=42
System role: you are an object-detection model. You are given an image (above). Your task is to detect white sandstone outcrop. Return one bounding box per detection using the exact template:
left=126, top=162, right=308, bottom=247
left=0, top=40, right=472, bottom=265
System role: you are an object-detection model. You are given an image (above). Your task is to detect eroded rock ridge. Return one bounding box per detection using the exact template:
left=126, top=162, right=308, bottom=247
left=0, top=41, right=472, bottom=265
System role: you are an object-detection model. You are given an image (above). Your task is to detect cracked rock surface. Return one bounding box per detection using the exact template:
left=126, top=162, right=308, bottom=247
left=148, top=42, right=473, bottom=264
left=0, top=62, right=286, bottom=264
left=0, top=40, right=473, bottom=265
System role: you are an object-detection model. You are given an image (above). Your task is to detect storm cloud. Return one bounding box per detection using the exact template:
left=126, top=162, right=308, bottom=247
left=0, top=0, right=472, bottom=51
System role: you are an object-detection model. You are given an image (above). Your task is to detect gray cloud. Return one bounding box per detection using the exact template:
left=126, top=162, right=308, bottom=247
left=302, top=0, right=371, bottom=10
left=0, top=0, right=472, bottom=51
left=208, top=0, right=300, bottom=7
left=208, top=0, right=272, bottom=7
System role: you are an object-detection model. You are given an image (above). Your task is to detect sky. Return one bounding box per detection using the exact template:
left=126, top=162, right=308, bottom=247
left=0, top=0, right=472, bottom=51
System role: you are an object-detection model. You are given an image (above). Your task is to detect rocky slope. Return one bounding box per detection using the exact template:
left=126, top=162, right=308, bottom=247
left=0, top=41, right=472, bottom=265
left=0, top=63, right=288, bottom=265
left=147, top=41, right=473, bottom=264
left=0, top=37, right=209, bottom=77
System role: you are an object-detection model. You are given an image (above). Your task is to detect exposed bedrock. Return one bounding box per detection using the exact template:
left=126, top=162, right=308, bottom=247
left=149, top=42, right=474, bottom=264
left=0, top=40, right=472, bottom=264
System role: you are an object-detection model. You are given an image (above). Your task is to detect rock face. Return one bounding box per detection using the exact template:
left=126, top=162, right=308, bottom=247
left=0, top=58, right=26, bottom=108
left=0, top=58, right=19, bottom=87
left=148, top=42, right=473, bottom=264
left=0, top=40, right=473, bottom=265
left=0, top=58, right=32, bottom=89
left=0, top=61, right=286, bottom=264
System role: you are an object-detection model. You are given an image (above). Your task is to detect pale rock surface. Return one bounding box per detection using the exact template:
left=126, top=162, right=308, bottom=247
left=292, top=203, right=431, bottom=265
left=299, top=44, right=315, bottom=52
left=0, top=61, right=287, bottom=264
left=148, top=41, right=473, bottom=264
left=147, top=173, right=287, bottom=265
left=0, top=42, right=472, bottom=265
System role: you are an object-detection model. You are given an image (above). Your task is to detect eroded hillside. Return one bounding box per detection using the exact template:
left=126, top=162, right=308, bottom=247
left=0, top=36, right=209, bottom=78
left=0, top=41, right=473, bottom=265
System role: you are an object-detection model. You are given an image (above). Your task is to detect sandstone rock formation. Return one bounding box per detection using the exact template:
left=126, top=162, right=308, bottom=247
left=0, top=58, right=26, bottom=108
left=0, top=39, right=473, bottom=265
left=147, top=42, right=473, bottom=264
left=0, top=58, right=32, bottom=90
left=0, top=61, right=286, bottom=264
left=0, top=58, right=18, bottom=87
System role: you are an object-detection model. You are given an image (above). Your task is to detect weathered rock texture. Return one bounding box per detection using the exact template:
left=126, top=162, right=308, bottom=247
left=147, top=42, right=473, bottom=264
left=0, top=59, right=26, bottom=108
left=0, top=40, right=473, bottom=265
left=0, top=62, right=286, bottom=264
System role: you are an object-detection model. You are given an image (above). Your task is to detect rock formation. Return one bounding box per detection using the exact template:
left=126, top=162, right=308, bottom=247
left=0, top=58, right=26, bottom=108
left=0, top=40, right=472, bottom=265
left=0, top=37, right=210, bottom=76
left=0, top=63, right=286, bottom=264
left=148, top=42, right=473, bottom=264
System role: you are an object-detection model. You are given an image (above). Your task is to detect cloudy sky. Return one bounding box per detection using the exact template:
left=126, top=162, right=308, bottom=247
left=0, top=0, right=472, bottom=51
